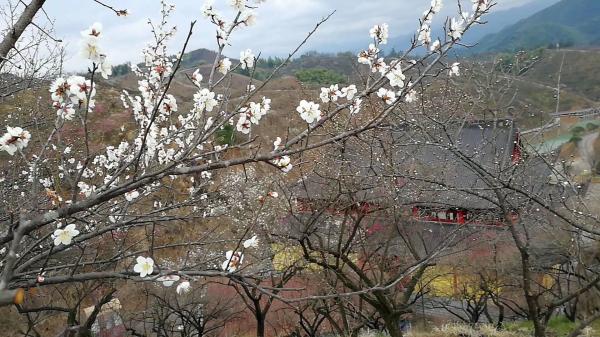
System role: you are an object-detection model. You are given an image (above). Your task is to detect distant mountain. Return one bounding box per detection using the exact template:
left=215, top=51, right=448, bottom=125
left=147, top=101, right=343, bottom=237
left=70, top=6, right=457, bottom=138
left=460, top=0, right=561, bottom=46
left=474, top=0, right=600, bottom=53
left=179, top=48, right=227, bottom=69
left=382, top=0, right=559, bottom=54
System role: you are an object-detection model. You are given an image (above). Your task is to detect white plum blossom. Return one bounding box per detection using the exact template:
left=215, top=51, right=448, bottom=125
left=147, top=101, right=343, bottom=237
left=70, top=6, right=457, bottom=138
left=191, top=69, right=203, bottom=86
left=56, top=104, right=76, bottom=120
left=273, top=136, right=282, bottom=149
left=125, top=190, right=140, bottom=201
left=99, top=55, right=112, bottom=79
left=160, top=94, right=178, bottom=114
left=81, top=38, right=102, bottom=63
left=50, top=77, right=69, bottom=103
left=449, top=17, right=465, bottom=40
left=80, top=22, right=102, bottom=38
left=371, top=58, right=387, bottom=74
left=133, top=256, right=154, bottom=277
left=386, top=64, right=406, bottom=88
left=473, top=0, right=489, bottom=12
left=236, top=114, right=251, bottom=134
left=202, top=1, right=217, bottom=18
left=449, top=62, right=460, bottom=77
left=431, top=0, right=443, bottom=13
left=229, top=0, right=246, bottom=11
left=369, top=23, right=389, bottom=44
left=217, top=58, right=232, bottom=75
left=430, top=39, right=441, bottom=52
left=272, top=137, right=293, bottom=172
left=241, top=9, right=257, bottom=26
left=297, top=100, right=321, bottom=124
left=0, top=126, right=31, bottom=155
left=77, top=181, right=96, bottom=197
left=240, top=49, right=255, bottom=69
left=243, top=235, right=259, bottom=248
left=236, top=97, right=271, bottom=134
left=80, top=22, right=105, bottom=63
left=418, top=24, right=432, bottom=45
left=349, top=98, right=362, bottom=114
left=320, top=84, right=341, bottom=103
left=377, top=88, right=396, bottom=105
left=176, top=281, right=191, bottom=294
left=341, top=85, right=358, bottom=100
left=40, top=178, right=52, bottom=188
left=357, top=43, right=379, bottom=65
left=53, top=224, right=80, bottom=246
left=176, top=281, right=191, bottom=295
left=193, top=89, right=218, bottom=113
left=157, top=275, right=180, bottom=287
left=222, top=250, right=244, bottom=272
left=273, top=155, right=292, bottom=172
left=67, top=76, right=96, bottom=106
left=405, top=89, right=418, bottom=103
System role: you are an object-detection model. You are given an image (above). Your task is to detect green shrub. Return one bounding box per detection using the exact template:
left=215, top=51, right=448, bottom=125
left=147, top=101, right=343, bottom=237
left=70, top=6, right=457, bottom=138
left=215, top=124, right=235, bottom=145
left=571, top=126, right=586, bottom=134
left=294, top=68, right=346, bottom=85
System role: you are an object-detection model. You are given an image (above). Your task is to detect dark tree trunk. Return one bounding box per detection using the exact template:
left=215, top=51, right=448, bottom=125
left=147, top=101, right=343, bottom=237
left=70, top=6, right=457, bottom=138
left=496, top=302, right=505, bottom=330
left=382, top=314, right=403, bottom=337
left=256, top=310, right=266, bottom=337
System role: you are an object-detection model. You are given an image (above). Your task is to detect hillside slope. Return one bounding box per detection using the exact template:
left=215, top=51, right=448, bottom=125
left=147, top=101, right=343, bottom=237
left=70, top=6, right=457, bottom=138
left=474, top=0, right=600, bottom=53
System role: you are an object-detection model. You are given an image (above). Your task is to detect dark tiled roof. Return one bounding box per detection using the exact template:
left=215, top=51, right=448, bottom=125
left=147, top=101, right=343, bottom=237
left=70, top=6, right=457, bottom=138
left=293, top=119, right=565, bottom=211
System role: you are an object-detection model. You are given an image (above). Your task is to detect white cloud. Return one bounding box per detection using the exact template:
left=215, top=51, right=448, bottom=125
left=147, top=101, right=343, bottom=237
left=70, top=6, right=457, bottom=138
left=42, top=0, right=540, bottom=72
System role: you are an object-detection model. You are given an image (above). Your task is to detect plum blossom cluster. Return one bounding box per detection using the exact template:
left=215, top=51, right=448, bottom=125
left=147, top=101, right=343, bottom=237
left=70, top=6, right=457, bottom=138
left=80, top=22, right=112, bottom=79
left=58, top=0, right=250, bottom=206
left=317, top=84, right=362, bottom=115
left=221, top=235, right=260, bottom=272
left=235, top=97, right=271, bottom=134
left=271, top=137, right=292, bottom=173
left=0, top=126, right=31, bottom=155
left=357, top=43, right=380, bottom=67
left=319, top=84, right=358, bottom=103
left=193, top=88, right=219, bottom=114
left=117, top=4, right=202, bottom=168
left=448, top=0, right=490, bottom=41
left=369, top=23, right=389, bottom=44
left=240, top=49, right=255, bottom=69
left=296, top=100, right=321, bottom=124
left=419, top=0, right=443, bottom=49
left=202, top=0, right=263, bottom=47
left=49, top=76, right=97, bottom=120
left=217, top=58, right=232, bottom=74
left=222, top=250, right=243, bottom=272
left=46, top=4, right=206, bottom=204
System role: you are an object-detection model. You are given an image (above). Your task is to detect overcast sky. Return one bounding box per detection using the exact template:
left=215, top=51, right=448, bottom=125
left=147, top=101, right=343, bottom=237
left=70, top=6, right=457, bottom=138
left=41, top=0, right=540, bottom=71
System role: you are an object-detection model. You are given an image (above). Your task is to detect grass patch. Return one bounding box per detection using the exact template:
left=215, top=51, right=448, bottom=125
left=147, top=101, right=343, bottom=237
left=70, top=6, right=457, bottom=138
left=505, top=316, right=600, bottom=336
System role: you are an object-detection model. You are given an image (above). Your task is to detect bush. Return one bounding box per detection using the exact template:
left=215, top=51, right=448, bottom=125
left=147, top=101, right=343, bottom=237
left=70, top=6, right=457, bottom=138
left=571, top=126, right=586, bottom=134
left=294, top=68, right=346, bottom=85
left=215, top=124, right=235, bottom=146
left=420, top=323, right=529, bottom=337
left=586, top=122, right=599, bottom=131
